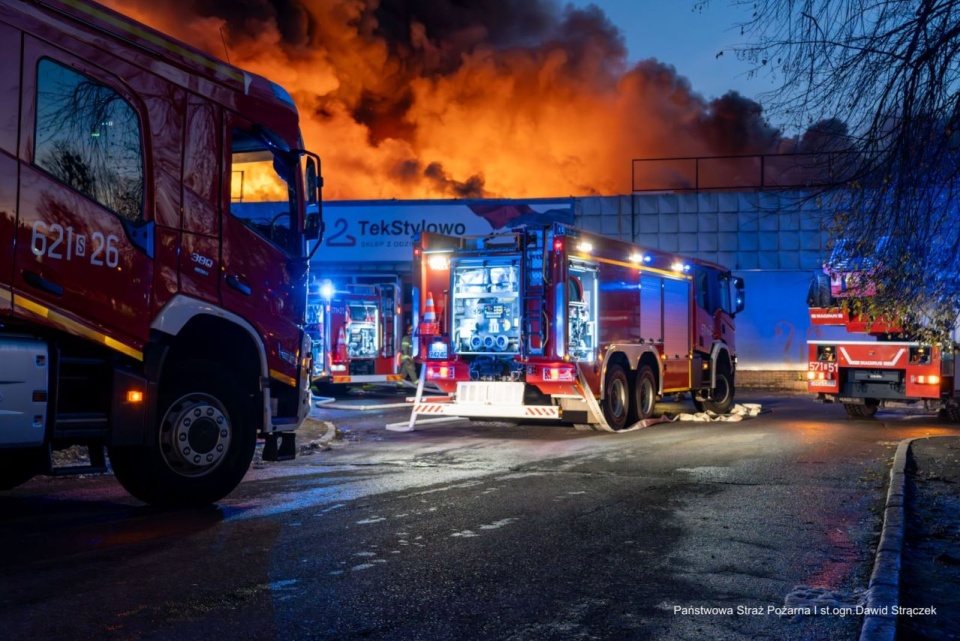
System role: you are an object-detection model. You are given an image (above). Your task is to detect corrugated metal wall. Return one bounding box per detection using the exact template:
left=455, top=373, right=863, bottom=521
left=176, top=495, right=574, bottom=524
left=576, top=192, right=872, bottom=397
left=574, top=192, right=830, bottom=271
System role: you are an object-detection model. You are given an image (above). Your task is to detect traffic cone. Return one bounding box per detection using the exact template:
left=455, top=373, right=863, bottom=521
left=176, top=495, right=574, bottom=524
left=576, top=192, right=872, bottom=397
left=422, top=291, right=438, bottom=335
left=423, top=292, right=436, bottom=323
left=336, top=326, right=347, bottom=361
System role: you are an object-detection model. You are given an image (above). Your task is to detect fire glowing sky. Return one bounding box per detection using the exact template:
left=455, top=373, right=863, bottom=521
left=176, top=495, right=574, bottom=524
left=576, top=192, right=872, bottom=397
left=103, top=0, right=789, bottom=200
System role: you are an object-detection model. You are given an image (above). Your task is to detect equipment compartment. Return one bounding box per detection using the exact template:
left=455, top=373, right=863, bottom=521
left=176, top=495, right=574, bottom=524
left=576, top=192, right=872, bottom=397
left=451, top=260, right=521, bottom=355
left=345, top=301, right=379, bottom=359
left=567, top=261, right=598, bottom=362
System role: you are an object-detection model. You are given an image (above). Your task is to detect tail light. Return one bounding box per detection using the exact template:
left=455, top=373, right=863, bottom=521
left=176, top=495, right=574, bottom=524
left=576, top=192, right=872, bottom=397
left=527, top=363, right=575, bottom=382
left=543, top=366, right=575, bottom=381
left=426, top=365, right=455, bottom=380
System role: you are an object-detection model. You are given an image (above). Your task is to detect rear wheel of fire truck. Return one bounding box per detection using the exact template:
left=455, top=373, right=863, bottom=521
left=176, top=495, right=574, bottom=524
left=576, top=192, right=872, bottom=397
left=602, top=363, right=631, bottom=431
left=697, top=365, right=735, bottom=414
left=0, top=448, right=44, bottom=490
left=109, top=361, right=257, bottom=507
left=632, top=365, right=658, bottom=420
left=844, top=399, right=878, bottom=419
left=944, top=403, right=960, bottom=423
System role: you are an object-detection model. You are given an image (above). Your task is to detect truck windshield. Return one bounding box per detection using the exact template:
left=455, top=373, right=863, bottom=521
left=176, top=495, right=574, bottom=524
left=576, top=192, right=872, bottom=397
left=229, top=128, right=303, bottom=258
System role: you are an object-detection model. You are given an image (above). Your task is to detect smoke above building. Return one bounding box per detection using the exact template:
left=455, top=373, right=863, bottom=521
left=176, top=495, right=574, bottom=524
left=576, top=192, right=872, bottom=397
left=103, top=0, right=788, bottom=199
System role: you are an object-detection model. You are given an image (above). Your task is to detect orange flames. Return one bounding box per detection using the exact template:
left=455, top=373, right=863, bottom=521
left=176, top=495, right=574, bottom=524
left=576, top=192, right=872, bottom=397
left=101, top=0, right=787, bottom=200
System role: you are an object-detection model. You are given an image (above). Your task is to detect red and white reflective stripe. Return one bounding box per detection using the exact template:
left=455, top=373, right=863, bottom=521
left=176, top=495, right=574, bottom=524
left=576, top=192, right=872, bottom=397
left=414, top=404, right=447, bottom=413
left=525, top=407, right=558, bottom=416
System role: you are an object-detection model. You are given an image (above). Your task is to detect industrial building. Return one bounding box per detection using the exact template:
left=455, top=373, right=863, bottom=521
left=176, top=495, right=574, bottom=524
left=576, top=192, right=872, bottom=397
left=313, top=191, right=847, bottom=388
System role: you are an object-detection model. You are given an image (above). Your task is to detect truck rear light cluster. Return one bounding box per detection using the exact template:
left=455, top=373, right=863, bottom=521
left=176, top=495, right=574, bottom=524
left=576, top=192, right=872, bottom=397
left=331, top=364, right=346, bottom=372
left=526, top=364, right=575, bottom=382
left=807, top=370, right=835, bottom=381
left=427, top=365, right=455, bottom=379
left=543, top=366, right=575, bottom=382
left=911, top=374, right=940, bottom=385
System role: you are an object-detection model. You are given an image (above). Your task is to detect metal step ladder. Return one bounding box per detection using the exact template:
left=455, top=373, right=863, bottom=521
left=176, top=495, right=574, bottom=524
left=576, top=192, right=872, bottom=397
left=380, top=284, right=398, bottom=358
left=521, top=231, right=547, bottom=356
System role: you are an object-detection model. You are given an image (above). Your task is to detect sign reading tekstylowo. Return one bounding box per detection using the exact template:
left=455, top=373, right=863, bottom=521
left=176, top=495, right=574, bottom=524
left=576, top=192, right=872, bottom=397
left=313, top=199, right=574, bottom=263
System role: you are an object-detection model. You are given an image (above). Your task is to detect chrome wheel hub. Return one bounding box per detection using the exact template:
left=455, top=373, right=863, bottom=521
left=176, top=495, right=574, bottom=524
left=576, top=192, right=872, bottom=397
left=159, top=393, right=232, bottom=477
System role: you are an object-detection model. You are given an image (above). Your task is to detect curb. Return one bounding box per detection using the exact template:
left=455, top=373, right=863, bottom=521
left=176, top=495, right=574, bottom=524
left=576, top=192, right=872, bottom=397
left=321, top=401, right=412, bottom=411
left=859, top=438, right=912, bottom=641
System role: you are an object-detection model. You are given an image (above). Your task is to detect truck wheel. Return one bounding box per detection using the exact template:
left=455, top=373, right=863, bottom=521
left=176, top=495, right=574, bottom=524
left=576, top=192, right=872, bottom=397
left=0, top=448, right=43, bottom=490
left=633, top=366, right=657, bottom=420
left=940, top=403, right=960, bottom=423
left=701, top=368, right=735, bottom=414
left=602, top=363, right=631, bottom=431
left=844, top=400, right=878, bottom=419
left=944, top=404, right=960, bottom=423
left=109, top=360, right=257, bottom=507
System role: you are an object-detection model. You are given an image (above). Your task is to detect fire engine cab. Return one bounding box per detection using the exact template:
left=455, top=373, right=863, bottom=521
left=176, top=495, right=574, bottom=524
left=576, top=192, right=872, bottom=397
left=0, top=0, right=321, bottom=505
left=410, top=224, right=744, bottom=430
left=806, top=243, right=960, bottom=420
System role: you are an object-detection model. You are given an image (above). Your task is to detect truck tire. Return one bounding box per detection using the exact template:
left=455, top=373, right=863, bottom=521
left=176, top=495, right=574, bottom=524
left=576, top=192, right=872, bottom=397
left=602, top=363, right=631, bottom=431
left=699, top=367, right=735, bottom=415
left=0, top=448, right=43, bottom=491
left=109, top=360, right=257, bottom=507
left=632, top=365, right=657, bottom=420
left=944, top=404, right=960, bottom=423
left=844, top=400, right=878, bottom=419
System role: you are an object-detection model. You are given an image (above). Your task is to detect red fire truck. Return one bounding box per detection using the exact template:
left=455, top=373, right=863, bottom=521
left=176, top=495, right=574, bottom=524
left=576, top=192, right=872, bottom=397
left=306, top=279, right=403, bottom=386
left=0, top=0, right=322, bottom=505
left=410, top=224, right=745, bottom=430
left=806, top=267, right=960, bottom=420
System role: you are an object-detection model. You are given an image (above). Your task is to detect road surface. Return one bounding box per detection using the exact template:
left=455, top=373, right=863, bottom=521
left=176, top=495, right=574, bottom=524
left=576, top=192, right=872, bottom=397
left=0, top=390, right=955, bottom=640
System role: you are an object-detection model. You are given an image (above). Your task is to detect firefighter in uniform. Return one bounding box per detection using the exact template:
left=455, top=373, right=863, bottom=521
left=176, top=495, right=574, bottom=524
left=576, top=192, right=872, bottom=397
left=400, top=324, right=418, bottom=383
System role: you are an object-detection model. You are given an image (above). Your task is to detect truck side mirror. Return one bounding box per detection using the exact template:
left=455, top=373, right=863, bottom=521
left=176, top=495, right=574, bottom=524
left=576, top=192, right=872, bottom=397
left=305, top=207, right=321, bottom=242
left=306, top=158, right=319, bottom=205
left=304, top=155, right=322, bottom=243
left=733, top=276, right=745, bottom=315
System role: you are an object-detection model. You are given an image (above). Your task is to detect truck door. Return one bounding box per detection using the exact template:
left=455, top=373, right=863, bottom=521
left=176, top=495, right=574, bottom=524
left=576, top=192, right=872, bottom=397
left=14, top=43, right=153, bottom=358
left=220, top=118, right=307, bottom=384
left=662, top=277, right=692, bottom=390
left=640, top=274, right=692, bottom=390
left=0, top=22, right=20, bottom=314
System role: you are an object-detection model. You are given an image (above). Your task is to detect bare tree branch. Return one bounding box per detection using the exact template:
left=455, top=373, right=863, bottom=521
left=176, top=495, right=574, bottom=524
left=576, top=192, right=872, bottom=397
left=701, top=0, right=960, bottom=339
